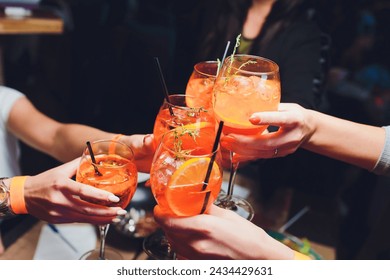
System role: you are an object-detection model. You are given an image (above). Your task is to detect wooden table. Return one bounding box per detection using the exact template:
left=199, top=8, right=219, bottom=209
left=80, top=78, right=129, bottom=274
left=0, top=220, right=150, bottom=260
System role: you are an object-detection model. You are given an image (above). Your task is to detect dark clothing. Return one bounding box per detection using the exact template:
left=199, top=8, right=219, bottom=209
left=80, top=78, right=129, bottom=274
left=191, top=1, right=328, bottom=110
left=182, top=0, right=337, bottom=238
left=185, top=0, right=330, bottom=192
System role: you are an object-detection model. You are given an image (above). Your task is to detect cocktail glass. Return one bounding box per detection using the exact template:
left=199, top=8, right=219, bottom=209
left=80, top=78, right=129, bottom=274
left=185, top=60, right=218, bottom=110
left=212, top=54, right=281, bottom=220
left=152, top=93, right=215, bottom=147
left=143, top=128, right=223, bottom=259
left=77, top=140, right=138, bottom=260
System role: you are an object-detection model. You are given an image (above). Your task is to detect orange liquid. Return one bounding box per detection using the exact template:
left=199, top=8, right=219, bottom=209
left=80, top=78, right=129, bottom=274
left=213, top=75, right=280, bottom=135
left=150, top=151, right=222, bottom=217
left=185, top=77, right=215, bottom=109
left=76, top=154, right=138, bottom=208
left=153, top=107, right=215, bottom=146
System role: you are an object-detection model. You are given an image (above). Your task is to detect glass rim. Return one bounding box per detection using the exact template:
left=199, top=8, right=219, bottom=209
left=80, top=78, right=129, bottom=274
left=194, top=60, right=218, bottom=78
left=224, top=54, right=279, bottom=75
left=82, top=139, right=135, bottom=165
left=165, top=93, right=203, bottom=110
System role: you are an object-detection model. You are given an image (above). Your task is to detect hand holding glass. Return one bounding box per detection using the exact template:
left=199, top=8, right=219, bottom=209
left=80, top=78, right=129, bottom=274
left=77, top=140, right=138, bottom=260
left=143, top=128, right=223, bottom=259
left=213, top=54, right=281, bottom=220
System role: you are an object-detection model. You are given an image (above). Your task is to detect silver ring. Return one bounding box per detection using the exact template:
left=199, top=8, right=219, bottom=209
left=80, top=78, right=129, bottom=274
left=273, top=148, right=279, bottom=157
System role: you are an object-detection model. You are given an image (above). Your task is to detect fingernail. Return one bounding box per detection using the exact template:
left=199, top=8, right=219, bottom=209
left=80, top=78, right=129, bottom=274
left=112, top=217, right=121, bottom=223
left=143, top=134, right=153, bottom=144
left=117, top=209, right=127, bottom=215
left=108, top=194, right=120, bottom=202
left=249, top=115, right=260, bottom=124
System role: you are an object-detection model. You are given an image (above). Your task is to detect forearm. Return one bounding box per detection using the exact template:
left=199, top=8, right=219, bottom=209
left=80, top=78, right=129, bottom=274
left=52, top=124, right=117, bottom=162
left=303, top=110, right=385, bottom=171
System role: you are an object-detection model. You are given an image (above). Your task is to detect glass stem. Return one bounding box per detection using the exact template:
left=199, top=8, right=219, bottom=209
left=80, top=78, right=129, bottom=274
left=98, top=224, right=110, bottom=260
left=227, top=151, right=239, bottom=197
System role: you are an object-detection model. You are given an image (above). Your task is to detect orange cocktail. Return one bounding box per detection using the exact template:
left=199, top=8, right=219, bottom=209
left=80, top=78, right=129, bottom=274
left=77, top=153, right=138, bottom=208
left=150, top=129, right=223, bottom=217
left=76, top=139, right=138, bottom=260
left=213, top=55, right=281, bottom=135
left=185, top=61, right=218, bottom=110
left=212, top=54, right=281, bottom=221
left=153, top=94, right=215, bottom=146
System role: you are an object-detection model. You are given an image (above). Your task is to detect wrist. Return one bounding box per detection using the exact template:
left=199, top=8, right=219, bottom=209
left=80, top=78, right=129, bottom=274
left=0, top=177, right=14, bottom=217
left=257, top=229, right=296, bottom=259
left=10, top=176, right=29, bottom=214
left=301, top=109, right=318, bottom=149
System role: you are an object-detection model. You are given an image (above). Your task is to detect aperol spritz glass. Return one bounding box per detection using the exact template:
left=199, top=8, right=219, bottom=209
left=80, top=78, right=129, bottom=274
left=213, top=54, right=281, bottom=220
left=152, top=93, right=215, bottom=147
left=143, top=128, right=223, bottom=259
left=77, top=140, right=138, bottom=260
left=185, top=60, right=218, bottom=110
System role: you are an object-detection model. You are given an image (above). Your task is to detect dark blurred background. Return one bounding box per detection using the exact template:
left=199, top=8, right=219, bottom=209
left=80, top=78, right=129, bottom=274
left=1, top=0, right=389, bottom=259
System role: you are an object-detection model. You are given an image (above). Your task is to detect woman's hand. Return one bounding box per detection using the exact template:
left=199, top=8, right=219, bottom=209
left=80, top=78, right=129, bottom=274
left=24, top=158, right=126, bottom=224
left=220, top=103, right=314, bottom=162
left=154, top=204, right=294, bottom=260
left=120, top=134, right=155, bottom=173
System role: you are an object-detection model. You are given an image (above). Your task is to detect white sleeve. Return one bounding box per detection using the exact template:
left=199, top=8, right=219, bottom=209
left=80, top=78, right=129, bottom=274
left=0, top=86, right=25, bottom=128
left=372, top=126, right=390, bottom=177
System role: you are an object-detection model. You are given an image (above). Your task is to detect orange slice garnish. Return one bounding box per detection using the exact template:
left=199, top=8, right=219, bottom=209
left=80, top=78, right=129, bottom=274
left=166, top=157, right=222, bottom=216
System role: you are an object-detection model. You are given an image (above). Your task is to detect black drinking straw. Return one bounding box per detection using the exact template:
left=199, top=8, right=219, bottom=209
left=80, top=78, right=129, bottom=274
left=86, top=141, right=102, bottom=176
left=200, top=121, right=224, bottom=214
left=154, top=57, right=175, bottom=116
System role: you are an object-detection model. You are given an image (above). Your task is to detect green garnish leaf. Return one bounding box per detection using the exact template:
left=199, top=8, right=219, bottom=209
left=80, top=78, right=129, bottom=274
left=173, top=127, right=199, bottom=160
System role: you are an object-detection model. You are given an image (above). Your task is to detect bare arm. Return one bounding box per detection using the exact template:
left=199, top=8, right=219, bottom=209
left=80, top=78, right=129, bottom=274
left=303, top=109, right=385, bottom=171
left=7, top=97, right=154, bottom=172
left=7, top=97, right=116, bottom=161
left=221, top=103, right=385, bottom=172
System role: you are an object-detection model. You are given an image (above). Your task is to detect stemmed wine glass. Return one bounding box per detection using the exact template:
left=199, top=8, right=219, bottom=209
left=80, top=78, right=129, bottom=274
left=212, top=54, right=281, bottom=221
left=143, top=127, right=223, bottom=260
left=143, top=93, right=217, bottom=259
left=152, top=93, right=215, bottom=146
left=77, top=140, right=138, bottom=260
left=185, top=60, right=218, bottom=110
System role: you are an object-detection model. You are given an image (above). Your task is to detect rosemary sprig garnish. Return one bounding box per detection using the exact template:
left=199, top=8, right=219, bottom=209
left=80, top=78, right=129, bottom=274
left=235, top=60, right=257, bottom=74
left=224, top=34, right=258, bottom=84
left=186, top=106, right=208, bottom=118
left=226, top=34, right=242, bottom=78
left=173, top=126, right=199, bottom=160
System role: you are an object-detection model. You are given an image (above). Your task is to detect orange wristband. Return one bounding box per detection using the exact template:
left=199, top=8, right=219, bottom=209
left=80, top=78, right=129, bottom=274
left=293, top=251, right=312, bottom=260
left=10, top=176, right=28, bottom=214
left=109, top=134, right=123, bottom=154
